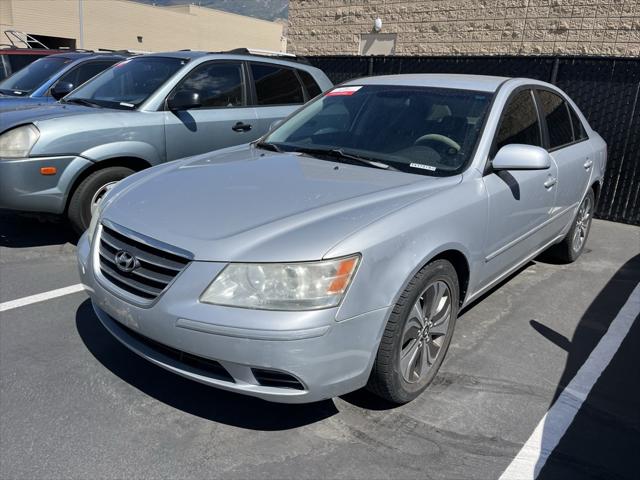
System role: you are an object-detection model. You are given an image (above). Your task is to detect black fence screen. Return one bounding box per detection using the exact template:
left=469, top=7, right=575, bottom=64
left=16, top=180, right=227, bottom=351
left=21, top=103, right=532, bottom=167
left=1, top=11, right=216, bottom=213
left=307, top=55, right=640, bottom=226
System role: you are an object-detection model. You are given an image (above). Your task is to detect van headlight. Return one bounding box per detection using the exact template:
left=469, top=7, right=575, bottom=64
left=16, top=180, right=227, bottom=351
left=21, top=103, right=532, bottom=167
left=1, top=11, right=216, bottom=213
left=200, top=255, right=360, bottom=311
left=0, top=124, right=40, bottom=158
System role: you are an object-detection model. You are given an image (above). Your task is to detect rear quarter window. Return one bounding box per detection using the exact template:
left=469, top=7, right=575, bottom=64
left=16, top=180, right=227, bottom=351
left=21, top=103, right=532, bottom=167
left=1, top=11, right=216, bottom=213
left=568, top=105, right=588, bottom=141
left=298, top=69, right=322, bottom=98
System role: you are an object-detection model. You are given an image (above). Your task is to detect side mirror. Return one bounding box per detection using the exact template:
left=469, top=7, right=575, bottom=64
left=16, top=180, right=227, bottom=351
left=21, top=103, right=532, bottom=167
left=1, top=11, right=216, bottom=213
left=51, top=81, right=75, bottom=100
left=492, top=144, right=551, bottom=171
left=167, top=91, right=201, bottom=111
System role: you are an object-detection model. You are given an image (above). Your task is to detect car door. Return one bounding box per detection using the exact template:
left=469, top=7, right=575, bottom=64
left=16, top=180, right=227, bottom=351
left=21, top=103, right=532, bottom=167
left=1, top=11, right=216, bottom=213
left=536, top=89, right=593, bottom=231
left=163, top=60, right=259, bottom=160
left=248, top=62, right=310, bottom=135
left=481, top=88, right=559, bottom=284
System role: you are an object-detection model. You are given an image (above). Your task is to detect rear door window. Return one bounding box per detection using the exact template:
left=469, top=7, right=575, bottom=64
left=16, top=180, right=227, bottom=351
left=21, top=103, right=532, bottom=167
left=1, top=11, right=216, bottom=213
left=175, top=61, right=244, bottom=108
left=494, top=89, right=542, bottom=152
left=250, top=63, right=304, bottom=106
left=538, top=90, right=574, bottom=149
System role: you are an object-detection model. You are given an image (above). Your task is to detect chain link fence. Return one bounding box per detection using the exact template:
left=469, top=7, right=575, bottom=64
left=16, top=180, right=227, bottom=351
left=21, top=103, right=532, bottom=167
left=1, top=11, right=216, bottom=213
left=307, top=55, right=640, bottom=225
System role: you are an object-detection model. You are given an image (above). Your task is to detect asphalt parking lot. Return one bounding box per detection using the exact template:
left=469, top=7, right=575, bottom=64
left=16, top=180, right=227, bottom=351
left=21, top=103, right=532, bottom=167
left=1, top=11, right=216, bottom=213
left=1, top=210, right=639, bottom=480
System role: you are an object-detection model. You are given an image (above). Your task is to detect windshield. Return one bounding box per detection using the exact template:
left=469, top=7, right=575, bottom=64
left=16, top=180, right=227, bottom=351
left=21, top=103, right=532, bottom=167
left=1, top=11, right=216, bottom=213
left=65, top=56, right=187, bottom=109
left=265, top=85, right=493, bottom=176
left=0, top=56, right=70, bottom=95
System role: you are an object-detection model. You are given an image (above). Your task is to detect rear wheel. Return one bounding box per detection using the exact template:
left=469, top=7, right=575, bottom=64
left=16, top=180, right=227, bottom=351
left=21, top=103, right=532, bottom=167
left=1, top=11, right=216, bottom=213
left=551, top=189, right=594, bottom=263
left=367, top=260, right=459, bottom=404
left=67, top=166, right=134, bottom=234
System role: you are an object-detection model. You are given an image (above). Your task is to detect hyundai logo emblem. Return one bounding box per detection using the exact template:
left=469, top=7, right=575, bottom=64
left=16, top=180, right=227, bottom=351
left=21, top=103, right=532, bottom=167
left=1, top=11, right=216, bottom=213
left=114, top=250, right=139, bottom=273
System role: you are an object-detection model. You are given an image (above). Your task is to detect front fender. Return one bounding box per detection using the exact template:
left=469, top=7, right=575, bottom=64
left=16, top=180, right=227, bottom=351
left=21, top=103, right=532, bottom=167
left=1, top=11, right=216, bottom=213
left=81, top=141, right=161, bottom=166
left=329, top=176, right=488, bottom=322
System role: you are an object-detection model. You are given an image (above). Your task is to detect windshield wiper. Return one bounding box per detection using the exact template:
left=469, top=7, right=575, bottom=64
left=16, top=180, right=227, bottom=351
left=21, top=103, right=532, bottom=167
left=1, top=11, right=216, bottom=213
left=0, top=89, right=26, bottom=97
left=293, top=146, right=393, bottom=171
left=62, top=98, right=102, bottom=108
left=254, top=141, right=282, bottom=153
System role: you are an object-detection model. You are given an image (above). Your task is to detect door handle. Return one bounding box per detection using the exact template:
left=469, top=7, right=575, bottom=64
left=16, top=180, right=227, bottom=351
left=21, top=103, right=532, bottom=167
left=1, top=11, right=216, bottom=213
left=232, top=122, right=252, bottom=132
left=584, top=159, right=593, bottom=170
left=544, top=177, right=557, bottom=189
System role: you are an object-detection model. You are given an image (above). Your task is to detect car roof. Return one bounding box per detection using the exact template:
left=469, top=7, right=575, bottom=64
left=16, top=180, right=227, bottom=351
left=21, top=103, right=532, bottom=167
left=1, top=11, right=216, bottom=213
left=45, top=51, right=128, bottom=61
left=144, top=50, right=311, bottom=69
left=346, top=74, right=511, bottom=93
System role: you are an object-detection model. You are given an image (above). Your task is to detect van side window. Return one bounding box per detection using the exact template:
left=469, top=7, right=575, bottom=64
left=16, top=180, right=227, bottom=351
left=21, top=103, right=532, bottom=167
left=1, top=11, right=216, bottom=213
left=538, top=90, right=573, bottom=149
left=495, top=89, right=542, bottom=152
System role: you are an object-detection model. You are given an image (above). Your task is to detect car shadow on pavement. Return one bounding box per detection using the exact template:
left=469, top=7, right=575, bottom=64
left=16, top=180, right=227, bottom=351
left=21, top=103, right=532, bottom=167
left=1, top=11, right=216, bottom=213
left=75, top=299, right=339, bottom=430
left=532, top=253, right=640, bottom=479
left=0, top=210, right=77, bottom=248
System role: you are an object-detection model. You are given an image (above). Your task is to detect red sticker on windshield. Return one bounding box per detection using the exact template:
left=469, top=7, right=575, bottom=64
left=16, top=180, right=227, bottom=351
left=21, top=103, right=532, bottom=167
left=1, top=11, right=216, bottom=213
left=326, top=86, right=362, bottom=97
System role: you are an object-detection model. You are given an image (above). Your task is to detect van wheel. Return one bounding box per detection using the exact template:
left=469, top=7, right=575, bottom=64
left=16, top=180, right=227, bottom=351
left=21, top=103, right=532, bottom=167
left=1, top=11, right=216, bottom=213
left=67, top=167, right=134, bottom=234
left=551, top=189, right=594, bottom=263
left=367, top=260, right=459, bottom=404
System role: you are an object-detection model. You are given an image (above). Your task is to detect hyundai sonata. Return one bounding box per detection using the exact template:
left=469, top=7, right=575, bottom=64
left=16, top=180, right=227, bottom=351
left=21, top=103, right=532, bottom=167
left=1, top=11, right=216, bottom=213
left=77, top=74, right=606, bottom=404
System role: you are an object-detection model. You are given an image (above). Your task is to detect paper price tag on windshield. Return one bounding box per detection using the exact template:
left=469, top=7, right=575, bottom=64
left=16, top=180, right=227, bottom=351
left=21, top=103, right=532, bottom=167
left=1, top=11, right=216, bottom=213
left=326, top=86, right=362, bottom=97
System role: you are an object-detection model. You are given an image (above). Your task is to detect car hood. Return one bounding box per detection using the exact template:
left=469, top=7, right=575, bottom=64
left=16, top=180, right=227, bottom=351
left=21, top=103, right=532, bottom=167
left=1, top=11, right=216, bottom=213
left=102, top=146, right=460, bottom=262
left=0, top=96, right=51, bottom=113
left=0, top=103, right=92, bottom=132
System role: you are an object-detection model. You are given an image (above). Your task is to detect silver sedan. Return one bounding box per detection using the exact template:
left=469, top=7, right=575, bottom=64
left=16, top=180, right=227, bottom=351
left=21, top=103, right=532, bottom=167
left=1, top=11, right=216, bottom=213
left=77, top=74, right=606, bottom=404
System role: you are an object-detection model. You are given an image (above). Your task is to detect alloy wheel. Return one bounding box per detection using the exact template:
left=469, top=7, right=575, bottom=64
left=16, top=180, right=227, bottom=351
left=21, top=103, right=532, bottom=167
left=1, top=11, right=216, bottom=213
left=399, top=280, right=452, bottom=383
left=90, top=181, right=119, bottom=217
left=572, top=195, right=592, bottom=253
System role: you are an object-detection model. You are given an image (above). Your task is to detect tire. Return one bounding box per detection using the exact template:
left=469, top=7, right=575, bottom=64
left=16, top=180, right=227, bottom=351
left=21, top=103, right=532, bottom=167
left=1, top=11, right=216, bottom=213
left=550, top=189, right=595, bottom=263
left=67, top=166, right=134, bottom=234
left=367, top=259, right=459, bottom=404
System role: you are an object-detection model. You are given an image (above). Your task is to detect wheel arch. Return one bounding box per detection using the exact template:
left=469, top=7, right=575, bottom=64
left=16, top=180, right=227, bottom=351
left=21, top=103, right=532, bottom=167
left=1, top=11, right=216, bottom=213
left=430, top=249, right=471, bottom=306
left=64, top=156, right=151, bottom=213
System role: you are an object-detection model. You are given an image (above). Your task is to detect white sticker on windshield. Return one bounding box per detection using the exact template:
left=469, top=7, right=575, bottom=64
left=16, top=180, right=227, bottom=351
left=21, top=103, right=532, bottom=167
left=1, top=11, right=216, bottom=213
left=326, top=86, right=362, bottom=97
left=410, top=163, right=436, bottom=171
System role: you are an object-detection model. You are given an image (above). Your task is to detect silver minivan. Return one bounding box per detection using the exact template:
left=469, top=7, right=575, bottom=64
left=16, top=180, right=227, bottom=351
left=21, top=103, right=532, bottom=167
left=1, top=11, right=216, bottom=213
left=0, top=49, right=332, bottom=231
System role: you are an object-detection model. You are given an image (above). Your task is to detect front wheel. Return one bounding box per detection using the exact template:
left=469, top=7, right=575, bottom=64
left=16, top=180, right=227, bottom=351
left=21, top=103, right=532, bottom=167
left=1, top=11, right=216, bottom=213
left=67, top=167, right=134, bottom=234
left=367, top=260, right=459, bottom=404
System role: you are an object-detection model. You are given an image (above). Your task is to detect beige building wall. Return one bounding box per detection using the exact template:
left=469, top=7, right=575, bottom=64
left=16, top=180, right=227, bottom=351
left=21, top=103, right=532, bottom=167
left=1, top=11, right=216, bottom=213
left=288, top=0, right=640, bottom=57
left=1, top=0, right=284, bottom=52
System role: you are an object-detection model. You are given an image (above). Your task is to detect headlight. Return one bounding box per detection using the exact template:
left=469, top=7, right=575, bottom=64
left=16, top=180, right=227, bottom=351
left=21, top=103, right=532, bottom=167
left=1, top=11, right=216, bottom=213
left=200, top=255, right=360, bottom=311
left=0, top=124, right=40, bottom=158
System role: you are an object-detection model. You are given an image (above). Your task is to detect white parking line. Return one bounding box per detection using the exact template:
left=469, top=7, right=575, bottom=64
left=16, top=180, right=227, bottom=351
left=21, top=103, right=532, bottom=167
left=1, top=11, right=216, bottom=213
left=499, top=282, right=640, bottom=480
left=0, top=284, right=86, bottom=313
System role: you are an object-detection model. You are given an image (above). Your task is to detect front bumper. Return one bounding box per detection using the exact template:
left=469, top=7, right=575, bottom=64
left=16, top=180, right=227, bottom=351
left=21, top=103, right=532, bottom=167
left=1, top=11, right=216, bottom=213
left=77, top=231, right=390, bottom=403
left=0, top=155, right=92, bottom=213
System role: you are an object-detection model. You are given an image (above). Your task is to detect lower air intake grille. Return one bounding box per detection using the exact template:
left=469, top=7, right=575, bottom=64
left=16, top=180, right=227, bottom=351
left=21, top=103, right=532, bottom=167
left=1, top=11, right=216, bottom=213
left=252, top=368, right=305, bottom=390
left=118, top=321, right=235, bottom=383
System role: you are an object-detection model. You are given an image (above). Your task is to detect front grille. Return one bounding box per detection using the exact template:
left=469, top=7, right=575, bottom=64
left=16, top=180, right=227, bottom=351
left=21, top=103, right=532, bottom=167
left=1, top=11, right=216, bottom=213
left=117, top=321, right=235, bottom=383
left=98, top=224, right=190, bottom=301
left=252, top=368, right=305, bottom=390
